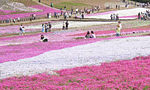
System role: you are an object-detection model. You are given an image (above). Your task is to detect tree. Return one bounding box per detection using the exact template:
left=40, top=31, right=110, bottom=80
left=132, top=0, right=150, bottom=3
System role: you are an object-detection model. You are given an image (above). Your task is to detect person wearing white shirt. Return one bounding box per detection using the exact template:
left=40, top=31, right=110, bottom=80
left=91, top=31, right=96, bottom=38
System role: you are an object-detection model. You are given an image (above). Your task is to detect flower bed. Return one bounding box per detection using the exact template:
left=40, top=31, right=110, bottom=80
left=1, top=36, right=150, bottom=80
left=0, top=10, right=16, bottom=14
left=70, top=26, right=150, bottom=37
left=0, top=55, right=150, bottom=89
left=0, top=5, right=61, bottom=20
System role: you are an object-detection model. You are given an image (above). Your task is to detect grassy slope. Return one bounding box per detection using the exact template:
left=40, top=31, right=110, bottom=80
left=41, top=0, right=121, bottom=10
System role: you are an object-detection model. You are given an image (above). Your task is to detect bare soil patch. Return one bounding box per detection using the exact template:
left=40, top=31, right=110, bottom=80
left=10, top=0, right=38, bottom=6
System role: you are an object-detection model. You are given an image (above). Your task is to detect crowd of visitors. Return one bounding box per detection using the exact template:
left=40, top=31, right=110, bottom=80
left=138, top=10, right=150, bottom=20
left=110, top=14, right=119, bottom=20
left=42, top=22, right=52, bottom=33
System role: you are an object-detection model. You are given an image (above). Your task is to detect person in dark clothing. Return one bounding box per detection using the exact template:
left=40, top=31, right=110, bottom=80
left=138, top=12, right=141, bottom=19
left=64, top=6, right=66, bottom=10
left=65, top=20, right=69, bottom=30
left=45, top=23, right=48, bottom=33
left=110, top=14, right=113, bottom=20
left=85, top=31, right=91, bottom=39
left=50, top=2, right=53, bottom=7
left=62, top=21, right=65, bottom=30
left=81, top=13, right=84, bottom=19
left=116, top=14, right=119, bottom=21
left=41, top=35, right=48, bottom=42
left=48, top=22, right=52, bottom=32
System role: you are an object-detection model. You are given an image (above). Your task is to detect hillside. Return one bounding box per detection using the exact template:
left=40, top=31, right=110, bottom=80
left=0, top=0, right=39, bottom=12
left=41, top=0, right=123, bottom=9
left=5, top=0, right=124, bottom=10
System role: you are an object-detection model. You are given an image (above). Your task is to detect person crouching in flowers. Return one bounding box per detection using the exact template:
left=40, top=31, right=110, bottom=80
left=40, top=35, right=48, bottom=42
left=91, top=31, right=96, bottom=38
left=116, top=21, right=122, bottom=36
left=85, top=31, right=91, bottom=39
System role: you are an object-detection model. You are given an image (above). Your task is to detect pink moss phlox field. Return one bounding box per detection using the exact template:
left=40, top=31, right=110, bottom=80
left=0, top=33, right=144, bottom=63
left=0, top=56, right=150, bottom=89
left=0, top=10, right=16, bottom=14
left=0, top=27, right=150, bottom=63
left=119, top=15, right=137, bottom=18
left=0, top=37, right=103, bottom=63
left=0, top=5, right=61, bottom=20
left=71, top=27, right=150, bottom=37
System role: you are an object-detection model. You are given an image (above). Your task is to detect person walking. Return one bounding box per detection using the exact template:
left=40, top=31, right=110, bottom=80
left=62, top=21, right=65, bottom=30
left=81, top=13, right=84, bottom=19
left=76, top=8, right=78, bottom=14
left=19, top=24, right=25, bottom=35
left=50, top=2, right=53, bottom=7
left=116, top=21, right=122, bottom=36
left=110, top=14, right=113, bottom=20
left=48, top=22, right=52, bottom=32
left=65, top=20, right=69, bottom=30
left=42, top=24, right=45, bottom=32
left=45, top=23, right=48, bottom=33
left=116, top=14, right=119, bottom=21
left=138, top=12, right=141, bottom=19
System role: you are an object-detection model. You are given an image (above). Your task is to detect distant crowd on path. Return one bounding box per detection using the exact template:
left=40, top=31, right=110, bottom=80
left=138, top=10, right=150, bottom=20
left=53, top=5, right=101, bottom=20
left=137, top=2, right=150, bottom=8
left=2, top=0, right=150, bottom=24
left=110, top=14, right=119, bottom=20
left=85, top=31, right=96, bottom=39
left=19, top=20, right=70, bottom=36
left=42, top=22, right=52, bottom=33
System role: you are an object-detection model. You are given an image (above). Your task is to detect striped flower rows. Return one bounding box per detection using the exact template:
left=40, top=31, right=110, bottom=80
left=0, top=55, right=150, bottom=89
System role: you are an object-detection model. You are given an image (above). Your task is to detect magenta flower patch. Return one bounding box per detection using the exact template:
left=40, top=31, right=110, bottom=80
left=0, top=5, right=61, bottom=20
